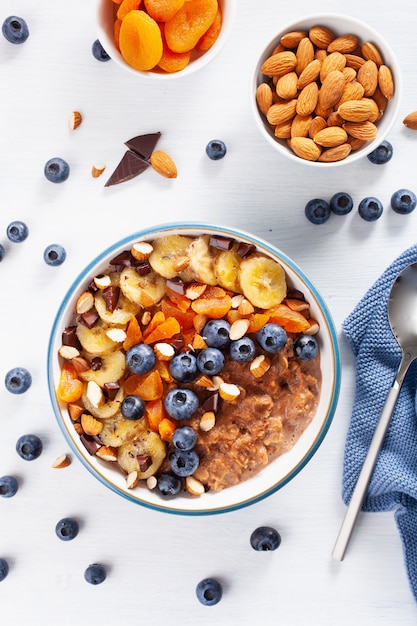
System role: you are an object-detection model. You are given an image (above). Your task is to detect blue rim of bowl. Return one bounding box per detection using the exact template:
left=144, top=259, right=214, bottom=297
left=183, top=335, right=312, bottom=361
left=47, top=222, right=341, bottom=515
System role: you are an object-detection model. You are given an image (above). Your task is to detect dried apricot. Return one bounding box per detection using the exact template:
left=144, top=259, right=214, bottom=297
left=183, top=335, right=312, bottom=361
left=195, top=5, right=221, bottom=51
left=119, top=10, right=163, bottom=71
left=117, top=0, right=142, bottom=21
left=123, top=369, right=163, bottom=400
left=123, top=316, right=143, bottom=351
left=145, top=398, right=167, bottom=431
left=158, top=32, right=192, bottom=72
left=57, top=362, right=84, bottom=403
left=191, top=293, right=232, bottom=318
left=144, top=0, right=185, bottom=22
left=143, top=311, right=166, bottom=338
left=159, top=417, right=176, bottom=441
left=164, top=0, right=218, bottom=53
left=267, top=304, right=311, bottom=333
left=143, top=316, right=181, bottom=344
left=162, top=299, right=196, bottom=329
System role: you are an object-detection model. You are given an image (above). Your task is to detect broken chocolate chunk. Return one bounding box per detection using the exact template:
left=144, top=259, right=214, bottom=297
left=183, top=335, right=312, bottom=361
left=209, top=235, right=234, bottom=251
left=136, top=454, right=152, bottom=473
left=125, top=132, right=161, bottom=160
left=237, top=242, right=256, bottom=258
left=79, top=309, right=99, bottom=328
left=166, top=276, right=186, bottom=295
left=102, top=284, right=120, bottom=312
left=201, top=392, right=219, bottom=413
left=91, top=357, right=102, bottom=371
left=104, top=150, right=149, bottom=187
left=62, top=325, right=81, bottom=349
left=104, top=382, right=121, bottom=401
left=80, top=434, right=101, bottom=456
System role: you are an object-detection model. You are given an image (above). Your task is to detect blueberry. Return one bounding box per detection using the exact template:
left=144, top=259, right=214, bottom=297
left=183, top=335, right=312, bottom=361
left=16, top=434, right=42, bottom=461
left=92, top=39, right=111, bottom=62
left=305, top=198, right=331, bottom=225
left=196, top=347, right=224, bottom=375
left=157, top=472, right=182, bottom=496
left=44, top=157, right=70, bottom=183
left=0, top=244, right=4, bottom=262
left=5, top=367, right=32, bottom=394
left=2, top=16, right=29, bottom=44
left=250, top=526, right=281, bottom=551
left=0, top=558, right=9, bottom=582
left=84, top=563, right=106, bottom=585
left=196, top=578, right=223, bottom=606
left=358, top=196, right=383, bottom=221
left=172, top=426, right=197, bottom=451
left=169, top=448, right=199, bottom=477
left=329, top=192, right=353, bottom=216
left=390, top=188, right=417, bottom=214
left=169, top=352, right=198, bottom=383
left=164, top=388, right=199, bottom=420
left=0, top=475, right=19, bottom=498
left=230, top=336, right=256, bottom=362
left=367, top=140, right=393, bottom=164
left=121, top=395, right=145, bottom=420
left=126, top=343, right=155, bottom=374
left=257, top=323, right=287, bottom=353
left=44, top=244, right=66, bottom=266
left=293, top=334, right=319, bottom=360
left=6, top=221, right=28, bottom=243
left=55, top=517, right=79, bottom=541
left=206, top=140, right=227, bottom=160
left=202, top=319, right=231, bottom=349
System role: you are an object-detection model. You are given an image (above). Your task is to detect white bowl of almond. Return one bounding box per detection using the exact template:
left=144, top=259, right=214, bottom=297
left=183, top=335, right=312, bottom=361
left=252, top=14, right=402, bottom=166
left=48, top=223, right=340, bottom=514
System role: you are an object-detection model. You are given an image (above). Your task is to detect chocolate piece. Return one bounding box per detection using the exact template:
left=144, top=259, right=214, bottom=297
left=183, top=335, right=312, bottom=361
left=166, top=276, right=186, bottom=295
left=62, top=325, right=81, bottom=349
left=80, top=434, right=101, bottom=456
left=104, top=382, right=120, bottom=401
left=91, top=357, right=102, bottom=371
left=102, top=284, right=120, bottom=312
left=110, top=250, right=134, bottom=268
left=136, top=261, right=151, bottom=276
left=209, top=235, right=234, bottom=251
left=237, top=242, right=256, bottom=258
left=87, top=279, right=99, bottom=293
left=201, top=392, right=219, bottom=413
left=287, top=288, right=306, bottom=301
left=104, top=150, right=149, bottom=187
left=125, top=132, right=161, bottom=160
left=79, top=309, right=99, bottom=328
left=136, top=454, right=152, bottom=473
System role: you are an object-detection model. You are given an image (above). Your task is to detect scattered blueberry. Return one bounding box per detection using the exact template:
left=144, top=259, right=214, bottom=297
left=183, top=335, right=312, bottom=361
left=5, top=367, right=32, bottom=394
left=390, top=188, right=417, bottom=214
left=0, top=475, right=18, bottom=498
left=164, top=388, right=199, bottom=420
left=367, top=140, right=393, bottom=164
left=2, top=16, right=29, bottom=44
left=169, top=352, right=198, bottom=383
left=358, top=196, right=383, bottom=221
left=84, top=563, right=106, bottom=585
left=202, top=319, right=231, bottom=349
left=293, top=335, right=319, bottom=360
left=305, top=198, right=331, bottom=225
left=0, top=244, right=5, bottom=262
left=196, top=578, right=223, bottom=606
left=197, top=347, right=224, bottom=375
left=169, top=448, right=199, bottom=477
left=172, top=426, right=197, bottom=451
left=250, top=526, right=281, bottom=551
left=329, top=192, right=353, bottom=216
left=16, top=434, right=42, bottom=461
left=55, top=517, right=79, bottom=541
left=257, top=323, right=287, bottom=353
left=44, top=157, right=70, bottom=183
left=121, top=395, right=145, bottom=420
left=206, top=140, right=227, bottom=160
left=92, top=39, right=110, bottom=62
left=230, top=336, right=256, bottom=362
left=6, top=221, right=28, bottom=243
left=157, top=472, right=182, bottom=496
left=126, top=343, right=155, bottom=374
left=44, top=244, right=66, bottom=266
left=0, top=558, right=9, bottom=582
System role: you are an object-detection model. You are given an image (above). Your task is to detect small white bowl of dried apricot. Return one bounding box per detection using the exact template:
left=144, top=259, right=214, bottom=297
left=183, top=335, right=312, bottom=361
left=252, top=14, right=402, bottom=166
left=95, top=0, right=235, bottom=78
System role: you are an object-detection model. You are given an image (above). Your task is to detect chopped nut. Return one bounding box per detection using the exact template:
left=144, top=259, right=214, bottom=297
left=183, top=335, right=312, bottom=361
left=69, top=110, right=82, bottom=131
left=200, top=411, right=216, bottom=432
left=58, top=345, right=80, bottom=360
left=154, top=342, right=175, bottom=360
left=237, top=298, right=254, bottom=315
left=192, top=333, right=208, bottom=350
left=91, top=163, right=106, bottom=178
left=73, top=422, right=83, bottom=435
left=185, top=475, right=205, bottom=496
left=185, top=282, right=207, bottom=300
left=126, top=470, right=139, bottom=489
left=304, top=319, right=320, bottom=335
left=86, top=380, right=104, bottom=408
left=96, top=445, right=118, bottom=462
left=250, top=354, right=271, bottom=378
left=285, top=298, right=310, bottom=312
left=146, top=475, right=157, bottom=490
left=141, top=310, right=151, bottom=326
left=81, top=412, right=103, bottom=436
left=51, top=454, right=71, bottom=468
left=68, top=403, right=84, bottom=421
left=219, top=382, right=241, bottom=402
left=131, top=241, right=154, bottom=261
left=173, top=255, right=190, bottom=272
left=76, top=291, right=95, bottom=314
left=94, top=274, right=111, bottom=290
left=71, top=356, right=90, bottom=373
left=231, top=294, right=245, bottom=308
left=192, top=313, right=208, bottom=334
left=195, top=374, right=215, bottom=388
left=105, top=327, right=127, bottom=343
left=229, top=318, right=250, bottom=341
left=209, top=375, right=224, bottom=391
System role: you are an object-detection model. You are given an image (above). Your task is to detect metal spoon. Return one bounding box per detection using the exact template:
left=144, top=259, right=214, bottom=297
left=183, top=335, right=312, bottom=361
left=332, top=262, right=417, bottom=561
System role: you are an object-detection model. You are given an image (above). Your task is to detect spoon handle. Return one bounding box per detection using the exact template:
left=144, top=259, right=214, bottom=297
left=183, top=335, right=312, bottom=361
left=332, top=376, right=403, bottom=561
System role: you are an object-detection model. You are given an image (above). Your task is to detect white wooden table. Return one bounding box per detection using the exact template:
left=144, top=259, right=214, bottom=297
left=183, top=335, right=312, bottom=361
left=1, top=0, right=416, bottom=623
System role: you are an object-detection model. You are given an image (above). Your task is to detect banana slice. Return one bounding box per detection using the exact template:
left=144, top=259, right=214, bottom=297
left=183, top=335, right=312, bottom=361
left=79, top=350, right=126, bottom=387
left=214, top=244, right=242, bottom=292
left=76, top=321, right=117, bottom=356
left=120, top=266, right=166, bottom=308
left=238, top=255, right=287, bottom=309
left=187, top=235, right=217, bottom=285
left=81, top=386, right=124, bottom=419
left=95, top=291, right=140, bottom=325
left=149, top=234, right=194, bottom=279
left=117, top=429, right=166, bottom=479
left=100, top=414, right=147, bottom=447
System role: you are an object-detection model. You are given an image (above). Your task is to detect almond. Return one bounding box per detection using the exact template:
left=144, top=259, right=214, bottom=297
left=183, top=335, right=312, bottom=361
left=154, top=342, right=175, bottom=360
left=289, top=137, right=322, bottom=161
left=266, top=99, right=297, bottom=125
left=191, top=333, right=208, bottom=350
left=361, top=41, right=384, bottom=66
left=295, top=36, right=315, bottom=75
left=378, top=64, right=394, bottom=100
left=344, top=53, right=366, bottom=70
left=51, top=454, right=71, bottom=469
left=280, top=30, right=308, bottom=48
left=318, top=143, right=352, bottom=162
left=185, top=475, right=205, bottom=496
left=274, top=120, right=292, bottom=139
left=326, top=111, right=344, bottom=127
left=91, top=164, right=106, bottom=178
left=305, top=319, right=320, bottom=334
left=96, top=445, right=118, bottom=462
left=403, top=111, right=417, bottom=130
left=318, top=70, right=346, bottom=110
left=256, top=82, right=273, bottom=115
left=237, top=298, right=254, bottom=315
left=250, top=354, right=271, bottom=378
left=68, top=403, right=84, bottom=421
left=336, top=80, right=365, bottom=107
left=357, top=59, right=378, bottom=96
left=342, top=66, right=357, bottom=83
left=58, top=345, right=80, bottom=360
left=276, top=71, right=298, bottom=100
left=219, top=382, right=240, bottom=402
left=313, top=126, right=348, bottom=147
left=308, top=116, right=327, bottom=138
left=338, top=98, right=376, bottom=122
left=229, top=318, right=250, bottom=341
left=291, top=114, right=313, bottom=138
left=296, top=82, right=319, bottom=116
left=309, top=25, right=335, bottom=49
left=69, top=111, right=82, bottom=131
left=343, top=120, right=378, bottom=140
left=131, top=241, right=153, bottom=261
left=76, top=291, right=95, bottom=315
left=126, top=470, right=139, bottom=489
left=81, top=412, right=103, bottom=436
left=261, top=50, right=297, bottom=76
left=319, top=51, right=346, bottom=82
left=150, top=150, right=177, bottom=178
left=297, top=58, right=321, bottom=89
left=327, top=33, right=359, bottom=53
left=199, top=411, right=216, bottom=432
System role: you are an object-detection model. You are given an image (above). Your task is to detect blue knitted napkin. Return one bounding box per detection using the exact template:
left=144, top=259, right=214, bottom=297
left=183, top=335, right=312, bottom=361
left=342, top=244, right=417, bottom=602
